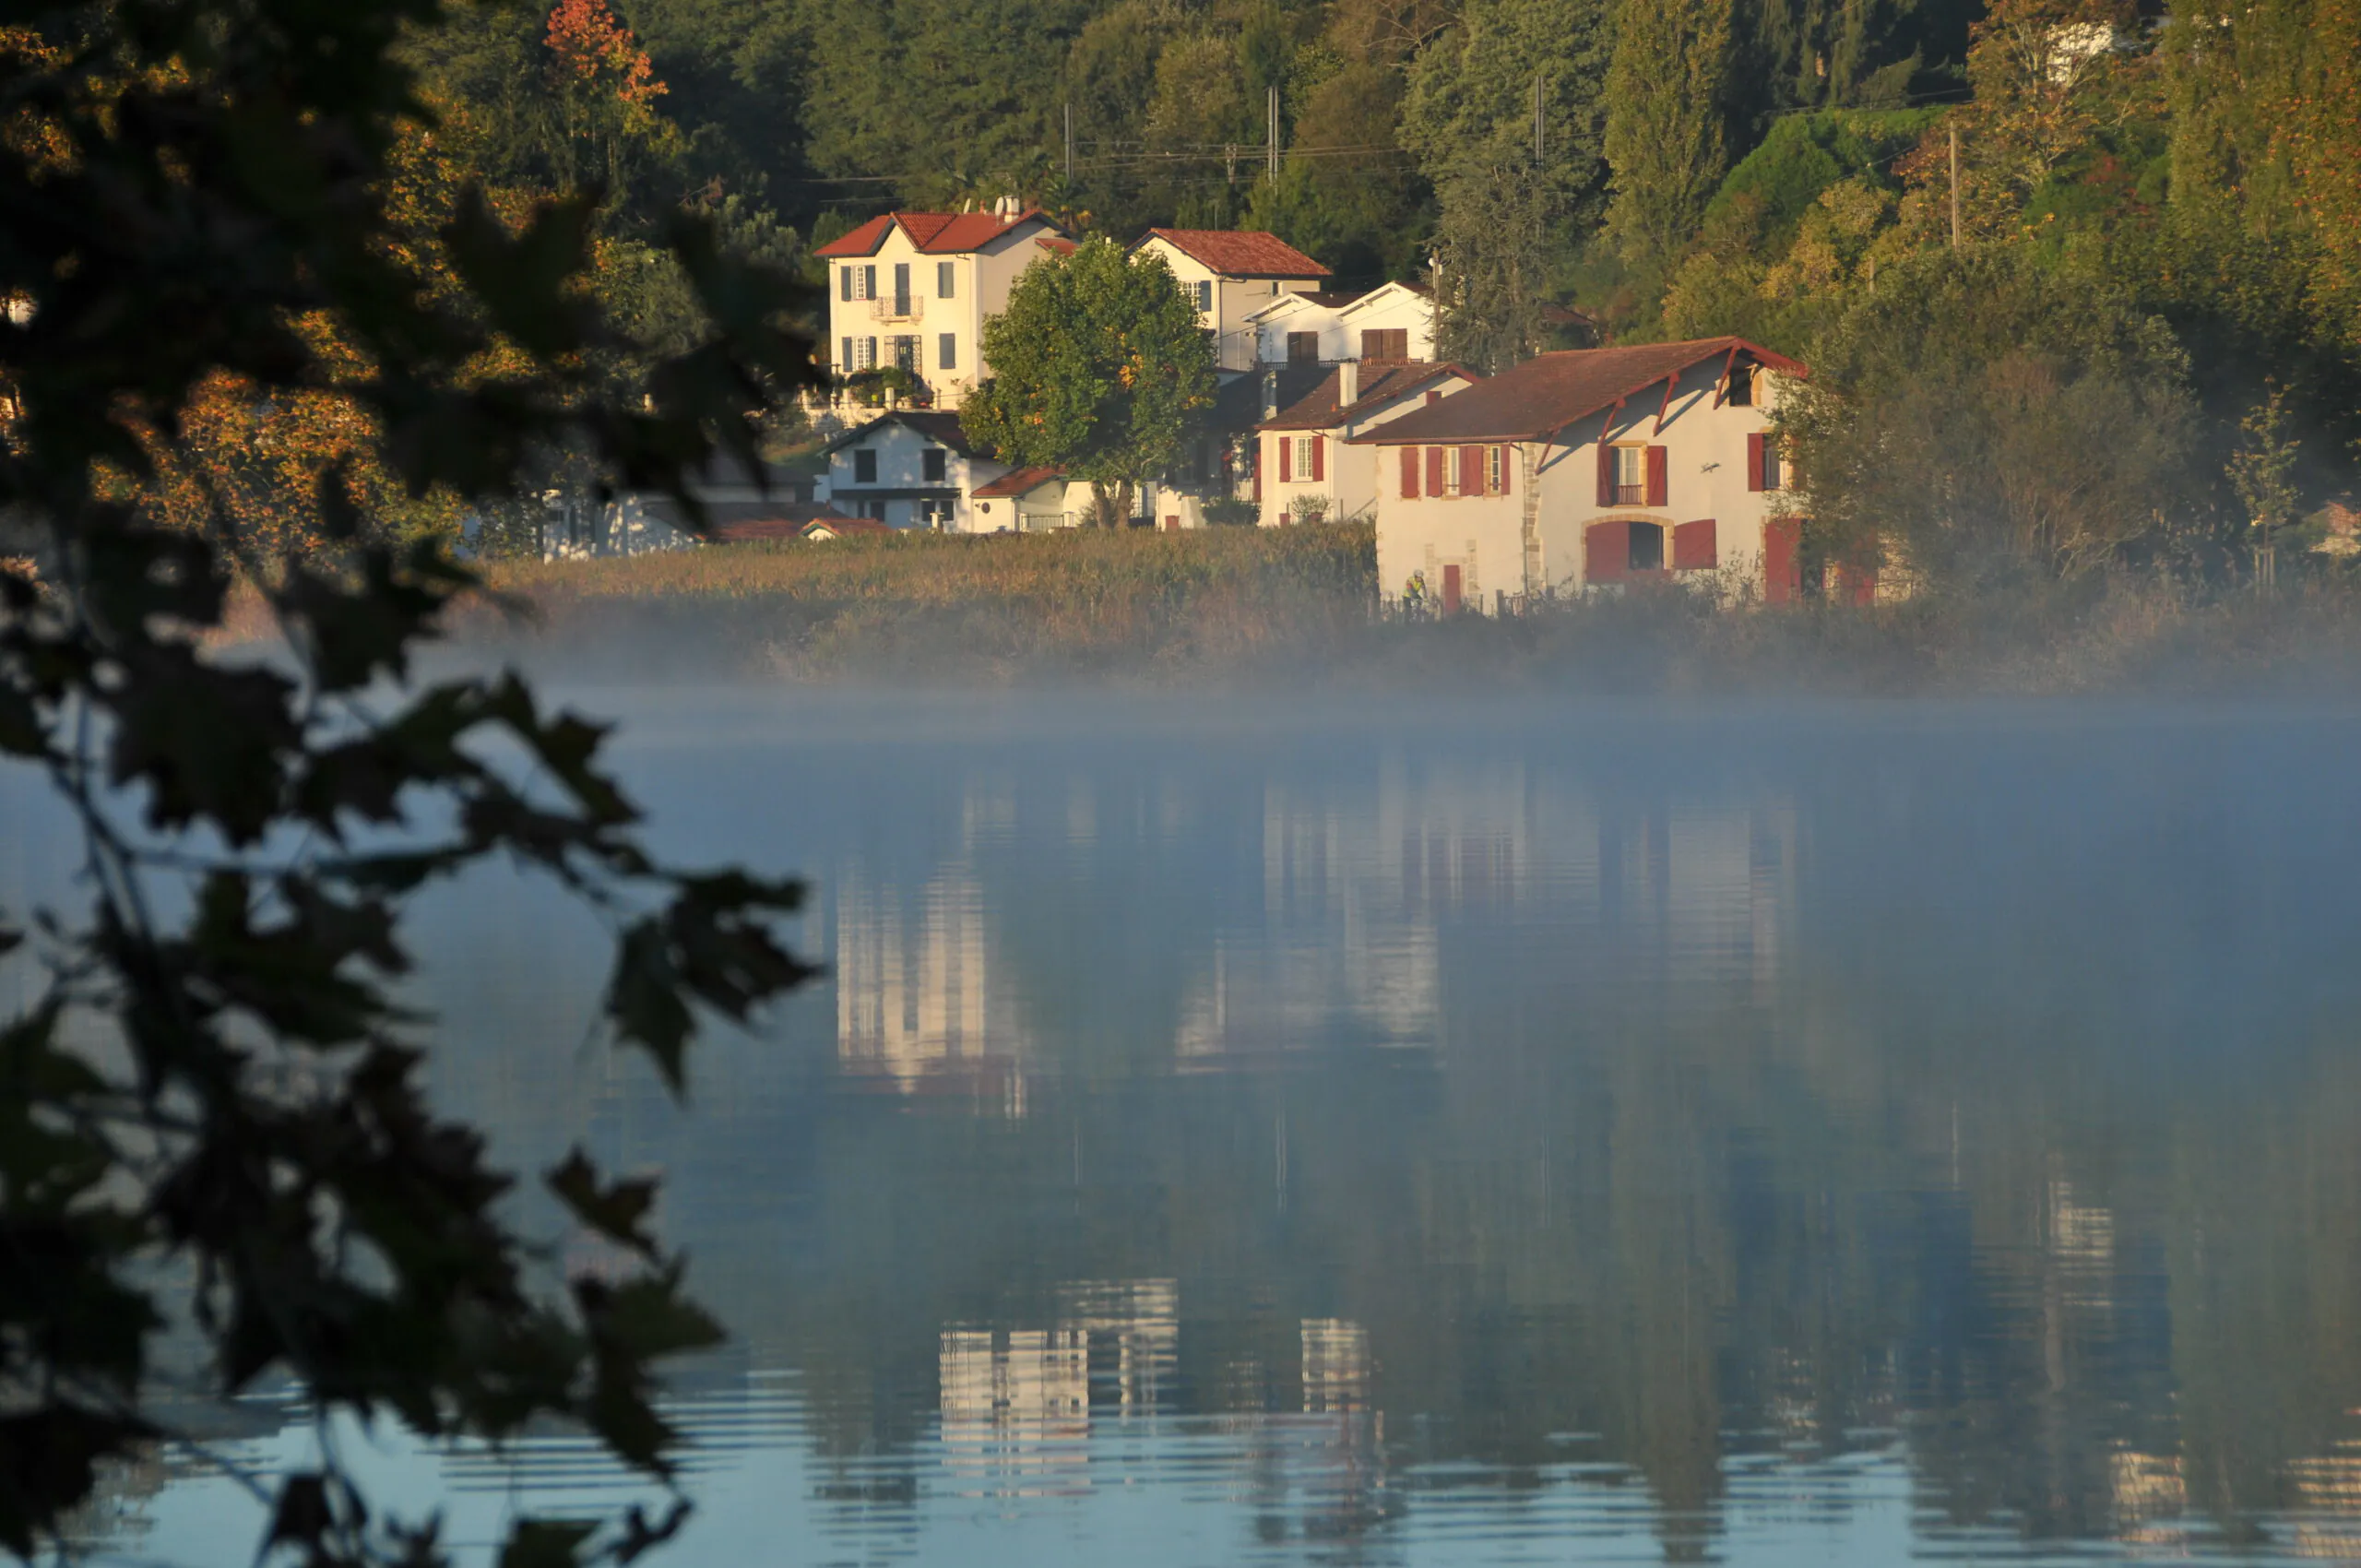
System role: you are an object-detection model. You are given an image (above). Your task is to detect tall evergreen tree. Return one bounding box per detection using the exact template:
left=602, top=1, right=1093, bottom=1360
left=1602, top=0, right=1738, bottom=269
left=1402, top=0, right=1614, bottom=367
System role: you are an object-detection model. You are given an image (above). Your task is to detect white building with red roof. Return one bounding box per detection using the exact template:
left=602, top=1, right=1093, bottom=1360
left=1132, top=229, right=1331, bottom=372
left=1254, top=361, right=1483, bottom=529
left=813, top=198, right=1074, bottom=409
left=1245, top=280, right=1439, bottom=369
left=1346, top=338, right=1812, bottom=613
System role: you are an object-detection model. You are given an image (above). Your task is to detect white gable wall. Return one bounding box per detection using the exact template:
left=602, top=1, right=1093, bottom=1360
left=822, top=417, right=1009, bottom=531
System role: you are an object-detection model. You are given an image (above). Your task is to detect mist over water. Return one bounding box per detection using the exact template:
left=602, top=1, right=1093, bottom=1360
left=61, top=687, right=2361, bottom=1566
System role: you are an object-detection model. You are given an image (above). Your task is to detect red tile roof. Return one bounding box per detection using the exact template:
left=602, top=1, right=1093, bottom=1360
left=797, top=516, right=893, bottom=540
left=1142, top=229, right=1330, bottom=279
left=1260, top=362, right=1482, bottom=432
left=972, top=465, right=1066, bottom=499
left=1347, top=338, right=1806, bottom=445
left=814, top=209, right=1065, bottom=258
left=1037, top=235, right=1078, bottom=255
left=710, top=506, right=863, bottom=542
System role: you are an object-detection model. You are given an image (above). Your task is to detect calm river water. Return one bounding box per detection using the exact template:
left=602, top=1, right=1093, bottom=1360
left=61, top=690, right=2361, bottom=1566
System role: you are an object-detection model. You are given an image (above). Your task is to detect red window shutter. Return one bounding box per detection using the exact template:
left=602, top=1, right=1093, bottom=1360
left=1252, top=441, right=1263, bottom=503
left=1311, top=434, right=1325, bottom=481
left=1495, top=445, right=1513, bottom=494
left=1458, top=445, right=1483, bottom=496
left=1596, top=444, right=1615, bottom=507
left=1426, top=446, right=1445, bottom=497
left=1584, top=519, right=1627, bottom=584
left=1746, top=434, right=1765, bottom=493
left=1673, top=518, right=1717, bottom=570
left=1645, top=445, right=1668, bottom=508
left=1399, top=446, right=1418, bottom=499
left=1278, top=436, right=1291, bottom=483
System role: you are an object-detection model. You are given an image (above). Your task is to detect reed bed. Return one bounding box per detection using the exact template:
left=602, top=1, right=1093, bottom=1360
left=461, top=524, right=1380, bottom=681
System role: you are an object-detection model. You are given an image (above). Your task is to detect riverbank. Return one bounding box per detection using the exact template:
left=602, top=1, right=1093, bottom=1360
left=437, top=526, right=2361, bottom=695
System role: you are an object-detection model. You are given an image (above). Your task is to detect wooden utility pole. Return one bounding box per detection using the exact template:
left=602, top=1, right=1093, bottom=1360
left=1063, top=101, right=1073, bottom=184
left=1534, top=74, right=1545, bottom=161
left=1267, top=86, right=1280, bottom=178
left=1949, top=125, right=1962, bottom=249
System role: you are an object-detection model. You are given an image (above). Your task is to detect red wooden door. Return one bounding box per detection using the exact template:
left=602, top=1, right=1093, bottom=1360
left=1764, top=517, right=1802, bottom=604
left=1442, top=564, right=1463, bottom=615
left=1584, top=520, right=1626, bottom=584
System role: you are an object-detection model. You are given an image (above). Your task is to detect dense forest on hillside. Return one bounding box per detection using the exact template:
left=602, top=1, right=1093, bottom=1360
left=396, top=0, right=2360, bottom=592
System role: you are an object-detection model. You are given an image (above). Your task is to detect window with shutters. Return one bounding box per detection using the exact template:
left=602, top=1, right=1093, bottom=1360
left=892, top=263, right=911, bottom=315
left=1194, top=279, right=1214, bottom=314
left=1487, top=445, right=1507, bottom=494
left=1760, top=438, right=1783, bottom=491
left=1628, top=521, right=1666, bottom=572
left=1360, top=327, right=1408, bottom=361
left=1293, top=434, right=1316, bottom=477
left=1287, top=331, right=1320, bottom=364
left=853, top=448, right=877, bottom=484
left=937, top=261, right=955, bottom=298
left=1613, top=445, right=1645, bottom=505
left=1444, top=446, right=1462, bottom=496
left=892, top=335, right=919, bottom=373
left=921, top=447, right=946, bottom=483
left=853, top=337, right=877, bottom=371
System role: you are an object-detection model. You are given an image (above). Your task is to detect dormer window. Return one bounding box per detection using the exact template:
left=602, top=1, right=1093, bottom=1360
left=1726, top=363, right=1755, bottom=407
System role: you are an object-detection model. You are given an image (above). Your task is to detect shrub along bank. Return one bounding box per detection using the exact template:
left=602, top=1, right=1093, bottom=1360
left=451, top=523, right=2361, bottom=696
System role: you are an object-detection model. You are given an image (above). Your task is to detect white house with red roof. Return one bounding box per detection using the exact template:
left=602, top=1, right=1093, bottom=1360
left=1254, top=362, right=1482, bottom=529
left=1133, top=230, right=1331, bottom=372
left=1347, top=338, right=1810, bottom=614
left=813, top=198, right=1074, bottom=409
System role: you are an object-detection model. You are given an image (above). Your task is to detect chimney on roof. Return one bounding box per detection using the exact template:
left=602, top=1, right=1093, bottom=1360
left=1262, top=368, right=1278, bottom=420
left=994, top=194, right=1020, bottom=220
left=1337, top=360, right=1358, bottom=408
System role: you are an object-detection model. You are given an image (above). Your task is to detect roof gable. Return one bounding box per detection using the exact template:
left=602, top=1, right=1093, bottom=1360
left=1347, top=339, right=1805, bottom=445
left=1142, top=229, right=1330, bottom=279
left=821, top=409, right=985, bottom=458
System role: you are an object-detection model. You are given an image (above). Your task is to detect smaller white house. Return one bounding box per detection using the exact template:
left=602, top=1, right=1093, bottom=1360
left=817, top=410, right=1009, bottom=531
left=969, top=467, right=1100, bottom=531
left=1133, top=230, right=1330, bottom=373
left=1255, top=362, right=1482, bottom=529
left=1246, top=280, right=1439, bottom=367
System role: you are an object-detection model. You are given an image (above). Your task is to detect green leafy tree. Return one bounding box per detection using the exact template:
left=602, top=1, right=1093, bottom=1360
left=2229, top=386, right=2303, bottom=588
left=0, top=4, right=820, bottom=1567
left=1602, top=0, right=1738, bottom=271
left=1777, top=247, right=2203, bottom=588
left=962, top=238, right=1216, bottom=528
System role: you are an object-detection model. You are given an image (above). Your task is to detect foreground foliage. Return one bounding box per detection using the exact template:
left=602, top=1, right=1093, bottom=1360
left=0, top=2, right=818, bottom=1566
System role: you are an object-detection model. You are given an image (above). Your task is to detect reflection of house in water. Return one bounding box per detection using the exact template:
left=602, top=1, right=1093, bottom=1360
left=2288, top=1453, right=2361, bottom=1560
left=835, top=861, right=1026, bottom=1113
left=1301, top=1318, right=1371, bottom=1413
left=2047, top=1179, right=2116, bottom=1312
left=2109, top=1448, right=2188, bottom=1550
left=938, top=1279, right=1178, bottom=1495
left=1176, top=766, right=1798, bottom=1063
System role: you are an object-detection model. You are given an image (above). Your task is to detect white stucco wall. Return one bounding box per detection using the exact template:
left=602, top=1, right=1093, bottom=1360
left=1136, top=237, right=1320, bottom=373
left=1258, top=374, right=1476, bottom=529
left=823, top=418, right=1007, bottom=531
left=828, top=220, right=1061, bottom=409
left=1369, top=364, right=1794, bottom=609
left=1251, top=282, right=1438, bottom=366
